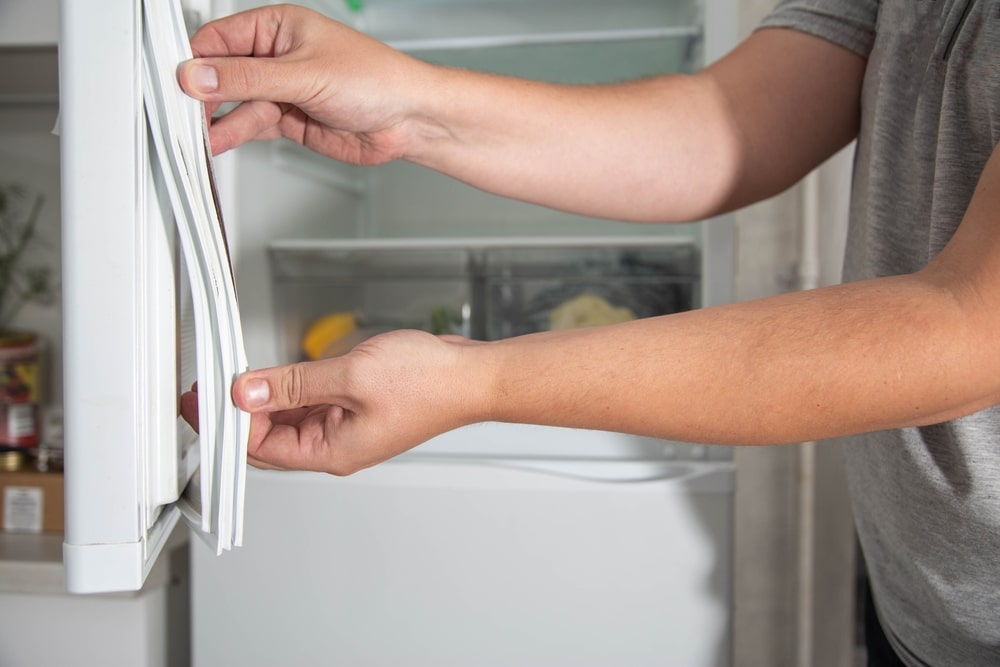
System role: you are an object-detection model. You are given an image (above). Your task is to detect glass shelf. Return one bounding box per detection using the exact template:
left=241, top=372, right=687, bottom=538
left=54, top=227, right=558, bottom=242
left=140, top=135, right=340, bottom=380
left=268, top=237, right=699, bottom=361
left=299, top=0, right=702, bottom=52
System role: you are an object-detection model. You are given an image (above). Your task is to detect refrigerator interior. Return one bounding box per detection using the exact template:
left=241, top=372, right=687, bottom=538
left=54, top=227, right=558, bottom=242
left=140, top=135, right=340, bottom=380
left=266, top=236, right=733, bottom=461
left=268, top=238, right=701, bottom=359
left=223, top=0, right=736, bottom=372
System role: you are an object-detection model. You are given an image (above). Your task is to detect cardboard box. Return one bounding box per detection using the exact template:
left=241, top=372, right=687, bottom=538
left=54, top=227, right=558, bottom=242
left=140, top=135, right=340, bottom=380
left=0, top=468, right=64, bottom=533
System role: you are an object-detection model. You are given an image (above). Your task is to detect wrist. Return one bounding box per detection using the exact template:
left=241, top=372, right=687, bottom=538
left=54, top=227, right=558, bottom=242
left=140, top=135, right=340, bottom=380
left=396, top=62, right=464, bottom=164
left=456, top=339, right=507, bottom=425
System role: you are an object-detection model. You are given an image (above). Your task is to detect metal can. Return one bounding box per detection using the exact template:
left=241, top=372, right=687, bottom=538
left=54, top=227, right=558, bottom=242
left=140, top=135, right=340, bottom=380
left=0, top=332, right=41, bottom=448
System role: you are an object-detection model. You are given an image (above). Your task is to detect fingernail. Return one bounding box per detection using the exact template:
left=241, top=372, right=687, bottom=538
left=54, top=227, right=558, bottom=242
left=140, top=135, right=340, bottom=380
left=190, top=63, right=218, bottom=93
left=243, top=378, right=270, bottom=408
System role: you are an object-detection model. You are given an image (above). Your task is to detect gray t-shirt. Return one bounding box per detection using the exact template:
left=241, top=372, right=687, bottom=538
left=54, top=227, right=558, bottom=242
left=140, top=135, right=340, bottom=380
left=760, top=1, right=1000, bottom=664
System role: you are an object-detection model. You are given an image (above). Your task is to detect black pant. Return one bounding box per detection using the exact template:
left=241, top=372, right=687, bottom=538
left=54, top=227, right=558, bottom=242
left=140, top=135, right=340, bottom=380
left=865, top=585, right=907, bottom=667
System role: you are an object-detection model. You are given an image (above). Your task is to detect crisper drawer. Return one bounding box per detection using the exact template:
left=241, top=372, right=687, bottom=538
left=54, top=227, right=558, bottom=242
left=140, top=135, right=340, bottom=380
left=481, top=241, right=697, bottom=339
left=269, top=240, right=476, bottom=362
left=267, top=237, right=699, bottom=362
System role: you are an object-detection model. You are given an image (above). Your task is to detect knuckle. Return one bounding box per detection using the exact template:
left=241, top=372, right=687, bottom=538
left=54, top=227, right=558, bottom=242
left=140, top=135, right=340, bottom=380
left=228, top=62, right=256, bottom=97
left=279, top=363, right=307, bottom=406
left=327, top=462, right=353, bottom=477
left=327, top=456, right=364, bottom=477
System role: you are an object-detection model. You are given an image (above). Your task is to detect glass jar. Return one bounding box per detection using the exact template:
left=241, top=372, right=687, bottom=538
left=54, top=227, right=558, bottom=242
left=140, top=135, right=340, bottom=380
left=0, top=332, right=42, bottom=449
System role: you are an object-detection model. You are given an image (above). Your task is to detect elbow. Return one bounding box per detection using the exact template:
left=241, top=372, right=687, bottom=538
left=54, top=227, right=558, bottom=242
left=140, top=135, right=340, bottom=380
left=653, top=74, right=749, bottom=222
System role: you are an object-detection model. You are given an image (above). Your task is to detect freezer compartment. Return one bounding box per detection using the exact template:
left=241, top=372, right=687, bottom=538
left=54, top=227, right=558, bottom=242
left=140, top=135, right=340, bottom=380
left=193, top=460, right=733, bottom=667
left=268, top=237, right=699, bottom=363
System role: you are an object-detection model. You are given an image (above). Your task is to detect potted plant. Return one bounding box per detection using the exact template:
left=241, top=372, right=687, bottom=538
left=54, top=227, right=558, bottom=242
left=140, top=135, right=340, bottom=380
left=0, top=183, right=57, bottom=466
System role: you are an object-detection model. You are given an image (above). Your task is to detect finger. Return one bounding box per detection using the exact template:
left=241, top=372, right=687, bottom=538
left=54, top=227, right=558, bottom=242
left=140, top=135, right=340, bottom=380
left=232, top=360, right=342, bottom=413
left=188, top=5, right=290, bottom=59
left=179, top=390, right=199, bottom=431
left=244, top=411, right=292, bottom=472
left=205, top=100, right=285, bottom=154
left=177, top=55, right=309, bottom=106
left=249, top=406, right=346, bottom=473
left=246, top=454, right=287, bottom=471
left=268, top=405, right=327, bottom=427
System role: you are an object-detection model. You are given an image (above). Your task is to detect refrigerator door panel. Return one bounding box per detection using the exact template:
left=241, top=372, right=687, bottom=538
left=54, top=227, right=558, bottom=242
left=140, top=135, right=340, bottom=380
left=61, top=0, right=246, bottom=593
left=63, top=505, right=181, bottom=594
left=60, top=0, right=155, bottom=594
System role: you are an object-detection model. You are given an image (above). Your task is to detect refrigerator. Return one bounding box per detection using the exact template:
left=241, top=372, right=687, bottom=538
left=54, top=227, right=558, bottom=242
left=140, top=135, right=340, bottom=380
left=60, top=0, right=740, bottom=664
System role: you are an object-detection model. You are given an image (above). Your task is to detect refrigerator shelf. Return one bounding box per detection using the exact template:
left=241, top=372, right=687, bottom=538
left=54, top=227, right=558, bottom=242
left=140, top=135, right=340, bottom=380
left=268, top=236, right=700, bottom=362
left=302, top=0, right=702, bottom=52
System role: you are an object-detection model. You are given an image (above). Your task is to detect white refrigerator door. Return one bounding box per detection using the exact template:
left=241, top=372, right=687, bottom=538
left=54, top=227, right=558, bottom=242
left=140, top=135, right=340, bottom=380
left=60, top=0, right=246, bottom=594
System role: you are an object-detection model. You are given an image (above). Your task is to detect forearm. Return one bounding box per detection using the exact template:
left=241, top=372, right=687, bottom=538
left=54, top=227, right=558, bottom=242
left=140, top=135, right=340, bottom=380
left=403, top=29, right=864, bottom=223
left=404, top=68, right=739, bottom=223
left=471, top=274, right=999, bottom=445
left=183, top=8, right=864, bottom=222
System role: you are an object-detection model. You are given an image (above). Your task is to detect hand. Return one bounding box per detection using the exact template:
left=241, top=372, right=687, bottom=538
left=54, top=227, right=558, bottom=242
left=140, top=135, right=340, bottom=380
left=176, top=4, right=436, bottom=161
left=181, top=330, right=491, bottom=475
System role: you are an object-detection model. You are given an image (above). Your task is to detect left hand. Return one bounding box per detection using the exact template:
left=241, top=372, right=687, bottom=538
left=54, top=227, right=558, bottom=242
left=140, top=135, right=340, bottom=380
left=180, top=329, right=491, bottom=475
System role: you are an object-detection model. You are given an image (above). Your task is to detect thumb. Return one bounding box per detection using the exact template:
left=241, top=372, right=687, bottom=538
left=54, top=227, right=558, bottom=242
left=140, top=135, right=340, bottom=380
left=178, top=56, right=302, bottom=104
left=232, top=363, right=322, bottom=413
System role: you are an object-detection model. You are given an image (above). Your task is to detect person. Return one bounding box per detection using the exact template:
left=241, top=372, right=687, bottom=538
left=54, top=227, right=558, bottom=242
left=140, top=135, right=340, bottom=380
left=176, top=1, right=1000, bottom=665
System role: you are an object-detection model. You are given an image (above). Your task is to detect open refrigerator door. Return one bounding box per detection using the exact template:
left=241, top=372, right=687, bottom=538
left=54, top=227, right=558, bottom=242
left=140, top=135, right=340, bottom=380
left=61, top=0, right=249, bottom=594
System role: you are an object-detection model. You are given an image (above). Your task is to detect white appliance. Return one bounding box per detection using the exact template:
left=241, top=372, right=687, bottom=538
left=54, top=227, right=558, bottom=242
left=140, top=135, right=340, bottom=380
left=60, top=0, right=248, bottom=594
left=59, top=0, right=740, bottom=664
left=195, top=454, right=734, bottom=667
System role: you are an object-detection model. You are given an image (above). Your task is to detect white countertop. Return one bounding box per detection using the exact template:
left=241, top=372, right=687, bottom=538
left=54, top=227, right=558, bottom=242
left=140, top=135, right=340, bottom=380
left=0, top=532, right=65, bottom=595
left=0, top=529, right=186, bottom=597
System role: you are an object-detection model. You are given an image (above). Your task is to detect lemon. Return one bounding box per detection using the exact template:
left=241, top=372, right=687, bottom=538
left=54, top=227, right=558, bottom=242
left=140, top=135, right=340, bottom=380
left=302, top=312, right=357, bottom=360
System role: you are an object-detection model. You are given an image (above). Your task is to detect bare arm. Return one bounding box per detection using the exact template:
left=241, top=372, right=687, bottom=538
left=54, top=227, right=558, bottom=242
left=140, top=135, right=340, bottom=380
left=409, top=27, right=864, bottom=221
left=215, top=143, right=1000, bottom=475
left=178, top=6, right=864, bottom=221
left=179, top=5, right=1000, bottom=475
left=480, top=146, right=1000, bottom=445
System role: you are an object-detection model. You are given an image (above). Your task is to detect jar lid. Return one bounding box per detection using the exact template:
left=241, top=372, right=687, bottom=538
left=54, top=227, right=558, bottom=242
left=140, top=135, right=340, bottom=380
left=0, top=332, right=37, bottom=348
left=0, top=449, right=26, bottom=472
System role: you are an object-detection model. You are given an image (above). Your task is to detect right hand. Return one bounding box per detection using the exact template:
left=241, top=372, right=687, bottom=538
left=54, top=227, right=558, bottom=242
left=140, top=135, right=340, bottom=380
left=176, top=4, right=436, bottom=161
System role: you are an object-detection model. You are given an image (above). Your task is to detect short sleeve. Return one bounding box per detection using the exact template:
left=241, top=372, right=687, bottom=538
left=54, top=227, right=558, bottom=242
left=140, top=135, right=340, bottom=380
left=757, top=0, right=880, bottom=58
